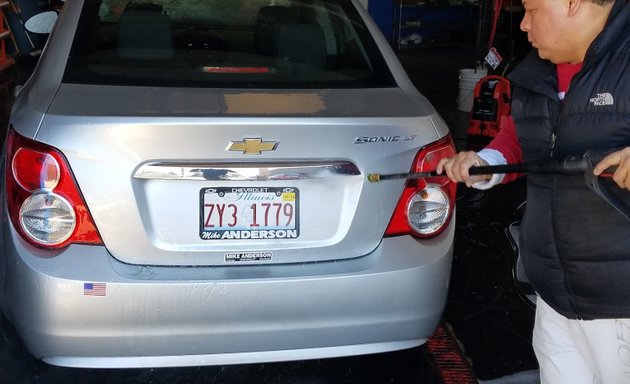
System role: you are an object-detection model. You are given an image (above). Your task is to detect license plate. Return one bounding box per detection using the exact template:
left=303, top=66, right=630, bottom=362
left=200, top=187, right=299, bottom=240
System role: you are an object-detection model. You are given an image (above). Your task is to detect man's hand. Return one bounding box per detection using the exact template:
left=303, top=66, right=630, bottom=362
left=436, top=151, right=492, bottom=188
left=593, top=147, right=630, bottom=190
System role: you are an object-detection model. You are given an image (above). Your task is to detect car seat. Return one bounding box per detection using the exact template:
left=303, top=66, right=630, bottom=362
left=118, top=8, right=173, bottom=60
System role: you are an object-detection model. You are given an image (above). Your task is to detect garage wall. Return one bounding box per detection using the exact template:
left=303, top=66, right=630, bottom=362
left=368, top=0, right=393, bottom=40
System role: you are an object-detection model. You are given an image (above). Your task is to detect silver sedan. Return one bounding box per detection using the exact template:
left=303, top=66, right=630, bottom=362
left=0, top=0, right=456, bottom=368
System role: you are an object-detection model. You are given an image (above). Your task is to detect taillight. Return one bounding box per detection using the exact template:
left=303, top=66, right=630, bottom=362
left=385, top=135, right=457, bottom=238
left=5, top=127, right=103, bottom=249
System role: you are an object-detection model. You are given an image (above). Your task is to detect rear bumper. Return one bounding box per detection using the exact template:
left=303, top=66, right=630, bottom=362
left=1, top=221, right=454, bottom=368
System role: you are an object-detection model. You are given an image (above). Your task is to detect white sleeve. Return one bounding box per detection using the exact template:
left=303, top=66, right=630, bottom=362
left=472, top=148, right=507, bottom=190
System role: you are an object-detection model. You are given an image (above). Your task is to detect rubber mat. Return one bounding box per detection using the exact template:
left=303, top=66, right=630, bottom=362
left=426, top=322, right=478, bottom=384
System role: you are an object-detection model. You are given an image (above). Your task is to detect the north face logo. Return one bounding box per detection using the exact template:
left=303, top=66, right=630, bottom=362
left=589, top=92, right=614, bottom=106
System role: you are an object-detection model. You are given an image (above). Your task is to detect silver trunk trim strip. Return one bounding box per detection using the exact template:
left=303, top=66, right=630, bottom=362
left=133, top=161, right=361, bottom=181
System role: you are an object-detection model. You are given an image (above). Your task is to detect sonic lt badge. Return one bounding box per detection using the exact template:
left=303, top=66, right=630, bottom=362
left=226, top=138, right=279, bottom=155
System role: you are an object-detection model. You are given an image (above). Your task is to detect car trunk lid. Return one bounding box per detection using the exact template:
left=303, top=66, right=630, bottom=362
left=37, top=84, right=445, bottom=266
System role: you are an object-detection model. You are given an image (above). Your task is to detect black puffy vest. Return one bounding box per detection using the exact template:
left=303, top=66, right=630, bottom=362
left=507, top=0, right=630, bottom=320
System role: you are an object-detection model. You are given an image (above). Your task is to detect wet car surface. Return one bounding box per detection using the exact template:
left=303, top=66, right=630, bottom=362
left=1, top=0, right=459, bottom=370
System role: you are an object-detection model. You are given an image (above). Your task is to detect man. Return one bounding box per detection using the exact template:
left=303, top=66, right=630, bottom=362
left=436, top=0, right=630, bottom=382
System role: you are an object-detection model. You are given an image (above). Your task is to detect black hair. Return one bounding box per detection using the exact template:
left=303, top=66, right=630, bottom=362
left=587, top=0, right=615, bottom=5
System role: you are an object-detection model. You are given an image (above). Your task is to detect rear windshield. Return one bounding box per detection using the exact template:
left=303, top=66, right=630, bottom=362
left=63, top=0, right=396, bottom=88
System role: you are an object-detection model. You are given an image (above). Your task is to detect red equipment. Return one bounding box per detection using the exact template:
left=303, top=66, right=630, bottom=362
left=468, top=75, right=511, bottom=138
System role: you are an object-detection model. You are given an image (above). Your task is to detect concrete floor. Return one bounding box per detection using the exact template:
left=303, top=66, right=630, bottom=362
left=0, top=45, right=538, bottom=383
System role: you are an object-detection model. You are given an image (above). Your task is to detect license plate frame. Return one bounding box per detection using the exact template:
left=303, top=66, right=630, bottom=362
left=199, top=187, right=299, bottom=240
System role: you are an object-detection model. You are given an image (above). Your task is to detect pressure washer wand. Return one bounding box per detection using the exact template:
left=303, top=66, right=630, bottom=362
left=367, top=163, right=523, bottom=182
left=366, top=155, right=611, bottom=183
left=367, top=151, right=630, bottom=220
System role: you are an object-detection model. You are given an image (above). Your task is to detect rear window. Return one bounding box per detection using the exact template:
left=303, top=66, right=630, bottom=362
left=63, top=0, right=396, bottom=88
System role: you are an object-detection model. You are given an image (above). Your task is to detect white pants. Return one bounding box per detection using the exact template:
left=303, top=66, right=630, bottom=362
left=533, top=298, right=630, bottom=384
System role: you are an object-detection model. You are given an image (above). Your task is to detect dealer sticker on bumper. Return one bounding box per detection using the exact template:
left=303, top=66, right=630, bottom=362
left=225, top=252, right=273, bottom=263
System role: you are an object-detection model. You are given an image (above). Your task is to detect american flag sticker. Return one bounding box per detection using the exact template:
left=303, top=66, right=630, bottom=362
left=83, top=282, right=107, bottom=296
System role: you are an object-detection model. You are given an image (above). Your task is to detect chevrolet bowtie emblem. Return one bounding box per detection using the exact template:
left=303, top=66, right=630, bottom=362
left=226, top=138, right=279, bottom=155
